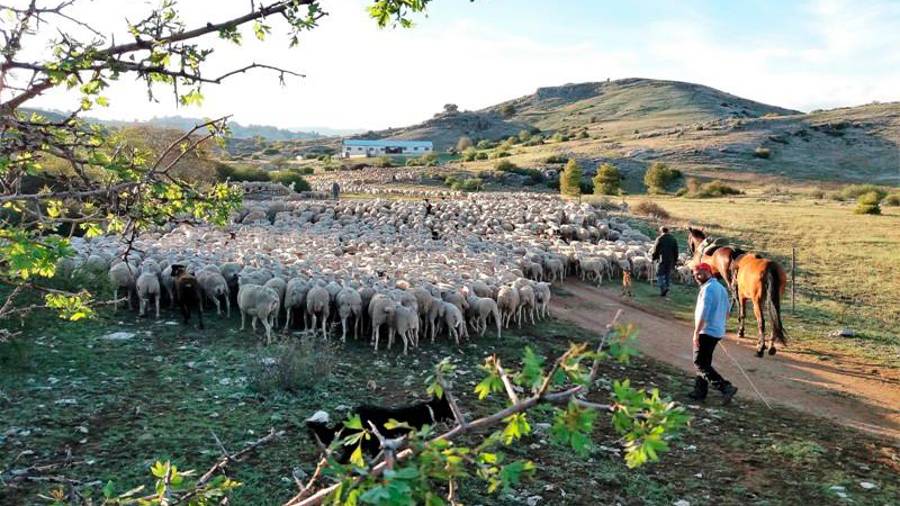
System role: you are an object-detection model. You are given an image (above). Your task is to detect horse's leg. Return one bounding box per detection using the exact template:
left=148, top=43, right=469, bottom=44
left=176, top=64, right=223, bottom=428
left=753, top=300, right=766, bottom=358
left=738, top=297, right=747, bottom=339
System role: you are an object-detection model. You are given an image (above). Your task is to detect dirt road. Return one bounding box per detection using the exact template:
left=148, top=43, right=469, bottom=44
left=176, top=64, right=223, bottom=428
left=550, top=281, right=900, bottom=440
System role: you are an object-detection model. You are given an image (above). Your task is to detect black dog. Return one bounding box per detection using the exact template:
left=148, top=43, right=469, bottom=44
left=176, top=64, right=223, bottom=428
left=305, top=395, right=453, bottom=463
left=170, top=264, right=204, bottom=330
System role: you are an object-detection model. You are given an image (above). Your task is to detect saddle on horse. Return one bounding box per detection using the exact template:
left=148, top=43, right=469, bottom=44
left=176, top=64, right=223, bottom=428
left=698, top=237, right=727, bottom=256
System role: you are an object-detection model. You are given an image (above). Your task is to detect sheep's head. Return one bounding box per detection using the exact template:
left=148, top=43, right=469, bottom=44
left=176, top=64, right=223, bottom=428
left=305, top=410, right=331, bottom=424
left=170, top=264, right=187, bottom=277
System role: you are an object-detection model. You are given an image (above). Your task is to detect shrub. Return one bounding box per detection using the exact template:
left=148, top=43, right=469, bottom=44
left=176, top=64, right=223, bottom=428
left=373, top=155, right=394, bottom=168
left=518, top=130, right=532, bottom=143
left=883, top=194, right=900, bottom=206
left=420, top=153, right=438, bottom=166
left=593, top=163, right=622, bottom=195
left=632, top=200, right=671, bottom=219
left=215, top=163, right=270, bottom=182
left=246, top=338, right=336, bottom=394
left=475, top=151, right=489, bottom=160
left=261, top=147, right=281, bottom=156
left=839, top=184, right=888, bottom=201
left=523, top=135, right=544, bottom=146
left=854, top=191, right=882, bottom=215
left=296, top=166, right=315, bottom=175
left=445, top=176, right=483, bottom=192
left=490, top=150, right=511, bottom=159
left=476, top=139, right=494, bottom=150
left=269, top=171, right=311, bottom=191
left=544, top=154, right=567, bottom=164
left=753, top=147, right=771, bottom=159
left=461, top=147, right=478, bottom=162
left=808, top=189, right=825, bottom=200
left=494, top=159, right=518, bottom=172
left=456, top=136, right=474, bottom=152
left=560, top=159, right=582, bottom=198
left=643, top=162, right=681, bottom=193
left=500, top=103, right=516, bottom=118
left=689, top=180, right=742, bottom=198
left=550, top=132, right=569, bottom=143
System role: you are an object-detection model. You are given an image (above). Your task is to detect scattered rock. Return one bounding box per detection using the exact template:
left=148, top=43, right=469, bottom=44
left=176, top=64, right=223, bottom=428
left=859, top=481, right=877, bottom=490
left=526, top=495, right=542, bottom=506
left=830, top=328, right=855, bottom=338
left=674, top=500, right=691, bottom=506
left=100, top=331, right=135, bottom=341
left=54, top=398, right=77, bottom=405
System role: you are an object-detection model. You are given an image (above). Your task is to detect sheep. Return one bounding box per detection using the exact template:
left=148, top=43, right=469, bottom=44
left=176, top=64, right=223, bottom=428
left=517, top=284, right=537, bottom=326
left=108, top=261, right=136, bottom=311
left=171, top=264, right=204, bottom=330
left=160, top=264, right=176, bottom=307
left=336, top=286, right=363, bottom=342
left=425, top=295, right=445, bottom=343
left=283, top=277, right=310, bottom=331
left=368, top=294, right=396, bottom=351
left=496, top=286, right=521, bottom=328
left=264, top=277, right=287, bottom=326
left=305, top=284, right=331, bottom=340
left=389, top=305, right=419, bottom=354
left=465, top=295, right=502, bottom=339
left=533, top=282, right=552, bottom=320
left=237, top=284, right=280, bottom=344
left=136, top=266, right=161, bottom=318
left=441, top=301, right=467, bottom=345
left=197, top=269, right=230, bottom=317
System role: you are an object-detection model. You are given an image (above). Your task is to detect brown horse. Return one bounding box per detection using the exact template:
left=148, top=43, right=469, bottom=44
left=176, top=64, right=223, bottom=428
left=686, top=227, right=787, bottom=357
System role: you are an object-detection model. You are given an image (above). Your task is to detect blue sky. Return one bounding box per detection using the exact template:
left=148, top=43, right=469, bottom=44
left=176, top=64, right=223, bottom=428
left=15, top=0, right=900, bottom=130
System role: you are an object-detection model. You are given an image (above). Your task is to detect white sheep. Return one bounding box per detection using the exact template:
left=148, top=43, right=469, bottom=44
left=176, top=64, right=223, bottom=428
left=237, top=284, right=280, bottom=345
left=305, top=284, right=331, bottom=340
left=136, top=267, right=161, bottom=318
left=336, top=286, right=363, bottom=342
left=197, top=269, right=230, bottom=317
left=108, top=261, right=137, bottom=311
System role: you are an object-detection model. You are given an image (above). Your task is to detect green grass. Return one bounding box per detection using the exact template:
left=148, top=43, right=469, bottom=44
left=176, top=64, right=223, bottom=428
left=2, top=306, right=898, bottom=505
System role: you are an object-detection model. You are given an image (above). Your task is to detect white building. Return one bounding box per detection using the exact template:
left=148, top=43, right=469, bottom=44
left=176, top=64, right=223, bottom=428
left=341, top=139, right=433, bottom=158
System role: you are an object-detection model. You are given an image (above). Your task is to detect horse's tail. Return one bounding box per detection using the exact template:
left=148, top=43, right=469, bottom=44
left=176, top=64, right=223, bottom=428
left=765, top=261, right=787, bottom=345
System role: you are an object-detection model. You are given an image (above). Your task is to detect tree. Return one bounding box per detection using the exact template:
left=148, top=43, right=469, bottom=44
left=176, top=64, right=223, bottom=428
left=500, top=103, right=516, bottom=118
left=456, top=135, right=474, bottom=152
left=560, top=159, right=583, bottom=198
left=443, top=103, right=459, bottom=114
left=518, top=129, right=531, bottom=143
left=0, top=0, right=435, bottom=336
left=643, top=162, right=681, bottom=194
left=593, top=163, right=622, bottom=195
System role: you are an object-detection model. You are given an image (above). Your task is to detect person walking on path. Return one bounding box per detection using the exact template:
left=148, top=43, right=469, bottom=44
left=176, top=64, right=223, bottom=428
left=689, top=263, right=738, bottom=404
left=650, top=226, right=678, bottom=297
left=331, top=182, right=341, bottom=200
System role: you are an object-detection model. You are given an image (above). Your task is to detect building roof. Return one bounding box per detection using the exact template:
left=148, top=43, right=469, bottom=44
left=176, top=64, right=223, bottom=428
left=342, top=139, right=433, bottom=148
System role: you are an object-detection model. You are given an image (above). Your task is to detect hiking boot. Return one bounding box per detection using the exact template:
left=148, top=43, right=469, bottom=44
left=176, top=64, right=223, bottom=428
left=721, top=385, right=738, bottom=405
left=661, top=288, right=669, bottom=297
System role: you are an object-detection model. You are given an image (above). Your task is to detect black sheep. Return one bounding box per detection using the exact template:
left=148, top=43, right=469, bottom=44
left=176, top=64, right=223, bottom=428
left=305, top=395, right=453, bottom=463
left=170, top=264, right=204, bottom=330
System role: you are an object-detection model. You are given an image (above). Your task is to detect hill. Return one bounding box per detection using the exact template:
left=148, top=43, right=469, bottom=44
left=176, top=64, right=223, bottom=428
left=97, top=115, right=324, bottom=141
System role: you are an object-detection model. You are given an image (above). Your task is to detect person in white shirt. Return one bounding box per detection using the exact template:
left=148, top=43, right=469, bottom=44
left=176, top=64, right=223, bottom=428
left=689, top=263, right=738, bottom=404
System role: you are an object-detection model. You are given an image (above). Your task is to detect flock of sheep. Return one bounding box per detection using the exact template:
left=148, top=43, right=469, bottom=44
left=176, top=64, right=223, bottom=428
left=58, top=193, right=692, bottom=353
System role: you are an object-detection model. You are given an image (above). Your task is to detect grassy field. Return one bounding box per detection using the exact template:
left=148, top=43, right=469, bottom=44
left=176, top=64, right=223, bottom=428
left=1, top=305, right=898, bottom=505
left=609, top=194, right=900, bottom=368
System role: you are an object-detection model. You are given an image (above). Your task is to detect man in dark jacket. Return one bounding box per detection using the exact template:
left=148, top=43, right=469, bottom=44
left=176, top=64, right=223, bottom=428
left=650, top=226, right=678, bottom=297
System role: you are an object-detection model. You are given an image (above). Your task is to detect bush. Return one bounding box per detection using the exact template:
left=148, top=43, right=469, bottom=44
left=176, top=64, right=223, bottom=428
left=632, top=200, right=671, bottom=219
left=296, top=166, right=315, bottom=175
left=461, top=147, right=478, bottom=162
left=475, top=151, right=489, bottom=160
left=518, top=130, right=532, bottom=143
left=215, top=163, right=269, bottom=182
left=839, top=184, right=888, bottom=201
left=883, top=194, right=900, bottom=206
left=373, top=155, right=394, bottom=168
left=643, top=162, right=681, bottom=193
left=261, top=147, right=280, bottom=156
left=490, top=150, right=511, bottom=159
left=686, top=180, right=743, bottom=198
left=494, top=159, right=518, bottom=172
left=500, top=103, right=516, bottom=118
left=445, top=176, right=483, bottom=192
left=456, top=136, right=474, bottom=152
left=476, top=139, right=494, bottom=150
left=854, top=191, right=882, bottom=215
left=808, top=189, right=825, bottom=200
left=269, top=171, right=311, bottom=191
left=246, top=338, right=336, bottom=395
left=593, top=163, right=621, bottom=195
left=544, top=154, right=567, bottom=164
left=560, top=159, right=582, bottom=198
left=753, top=147, right=771, bottom=159
left=550, top=132, right=569, bottom=143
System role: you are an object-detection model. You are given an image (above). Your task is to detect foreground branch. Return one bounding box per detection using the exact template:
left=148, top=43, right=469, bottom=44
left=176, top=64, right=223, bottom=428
left=286, top=311, right=624, bottom=506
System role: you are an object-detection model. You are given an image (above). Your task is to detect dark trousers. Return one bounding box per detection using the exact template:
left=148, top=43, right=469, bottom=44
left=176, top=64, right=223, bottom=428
left=693, top=334, right=730, bottom=397
left=657, top=267, right=672, bottom=293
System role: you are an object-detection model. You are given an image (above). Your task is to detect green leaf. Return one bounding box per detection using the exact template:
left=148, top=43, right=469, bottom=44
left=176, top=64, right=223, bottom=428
left=515, top=346, right=545, bottom=391
left=344, top=414, right=363, bottom=430
left=501, top=413, right=530, bottom=444
left=349, top=444, right=365, bottom=468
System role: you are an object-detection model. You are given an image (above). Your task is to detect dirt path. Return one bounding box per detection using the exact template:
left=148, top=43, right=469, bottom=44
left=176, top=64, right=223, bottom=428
left=550, top=281, right=900, bottom=440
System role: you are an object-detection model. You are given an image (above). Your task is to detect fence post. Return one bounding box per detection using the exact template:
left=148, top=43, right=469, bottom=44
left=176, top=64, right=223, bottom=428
left=791, top=246, right=796, bottom=313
